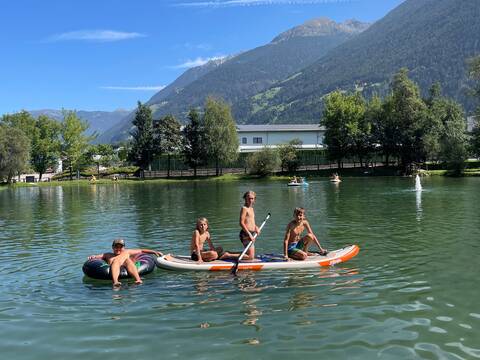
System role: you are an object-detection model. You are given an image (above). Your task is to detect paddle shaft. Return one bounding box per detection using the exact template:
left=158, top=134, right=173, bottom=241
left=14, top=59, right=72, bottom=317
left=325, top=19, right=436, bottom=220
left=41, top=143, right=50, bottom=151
left=233, top=213, right=271, bottom=272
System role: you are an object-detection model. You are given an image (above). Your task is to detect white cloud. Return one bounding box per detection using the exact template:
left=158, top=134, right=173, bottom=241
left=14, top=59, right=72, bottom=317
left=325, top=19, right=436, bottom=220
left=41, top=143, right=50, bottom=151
left=46, top=30, right=146, bottom=42
left=176, top=0, right=353, bottom=7
left=101, top=86, right=166, bottom=91
left=172, top=56, right=227, bottom=69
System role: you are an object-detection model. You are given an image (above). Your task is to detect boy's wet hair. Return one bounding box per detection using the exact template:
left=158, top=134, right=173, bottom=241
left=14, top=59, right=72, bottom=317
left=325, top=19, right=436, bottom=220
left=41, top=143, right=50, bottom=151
left=243, top=191, right=256, bottom=200
left=196, top=217, right=209, bottom=231
left=294, top=207, right=305, bottom=216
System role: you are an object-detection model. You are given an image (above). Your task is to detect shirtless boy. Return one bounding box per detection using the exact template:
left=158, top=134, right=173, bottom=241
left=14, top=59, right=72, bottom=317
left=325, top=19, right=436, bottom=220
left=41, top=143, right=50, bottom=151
left=283, top=208, right=327, bottom=260
left=239, top=191, right=260, bottom=260
left=191, top=217, right=230, bottom=262
left=87, top=239, right=162, bottom=286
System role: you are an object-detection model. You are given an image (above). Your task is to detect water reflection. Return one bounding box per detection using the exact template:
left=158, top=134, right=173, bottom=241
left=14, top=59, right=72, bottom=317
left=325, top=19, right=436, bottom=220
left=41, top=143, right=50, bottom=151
left=416, top=189, right=423, bottom=222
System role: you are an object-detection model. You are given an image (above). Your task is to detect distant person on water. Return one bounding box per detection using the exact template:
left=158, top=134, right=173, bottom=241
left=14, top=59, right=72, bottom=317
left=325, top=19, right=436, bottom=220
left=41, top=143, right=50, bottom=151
left=87, top=239, right=162, bottom=286
left=283, top=207, right=327, bottom=261
left=239, top=190, right=260, bottom=260
left=190, top=217, right=232, bottom=262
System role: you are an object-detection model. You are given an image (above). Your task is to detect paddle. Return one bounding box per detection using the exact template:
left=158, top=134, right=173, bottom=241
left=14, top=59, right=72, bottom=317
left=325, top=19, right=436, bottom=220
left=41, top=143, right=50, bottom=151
left=231, top=213, right=271, bottom=275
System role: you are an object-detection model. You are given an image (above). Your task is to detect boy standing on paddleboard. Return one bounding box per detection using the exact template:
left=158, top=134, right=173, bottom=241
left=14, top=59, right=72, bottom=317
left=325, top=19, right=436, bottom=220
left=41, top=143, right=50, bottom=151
left=239, top=191, right=260, bottom=261
left=283, top=208, right=327, bottom=261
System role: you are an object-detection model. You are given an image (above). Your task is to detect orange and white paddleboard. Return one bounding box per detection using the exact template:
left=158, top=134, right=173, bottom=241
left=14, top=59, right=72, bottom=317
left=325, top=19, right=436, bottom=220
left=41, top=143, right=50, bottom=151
left=155, top=245, right=359, bottom=271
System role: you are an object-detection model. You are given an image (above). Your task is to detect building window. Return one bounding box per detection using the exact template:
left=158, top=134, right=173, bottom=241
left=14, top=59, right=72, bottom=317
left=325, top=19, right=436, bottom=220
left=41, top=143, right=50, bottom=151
left=242, top=137, right=247, bottom=144
left=253, top=137, right=263, bottom=144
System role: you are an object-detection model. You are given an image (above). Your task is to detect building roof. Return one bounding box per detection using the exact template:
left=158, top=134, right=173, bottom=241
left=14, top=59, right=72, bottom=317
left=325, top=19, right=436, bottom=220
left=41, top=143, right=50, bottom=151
left=237, top=124, right=325, bottom=132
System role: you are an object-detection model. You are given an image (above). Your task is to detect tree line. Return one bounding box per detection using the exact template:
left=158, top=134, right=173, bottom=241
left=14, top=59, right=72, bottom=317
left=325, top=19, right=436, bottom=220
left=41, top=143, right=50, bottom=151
left=129, top=97, right=239, bottom=177
left=321, top=67, right=480, bottom=174
left=0, top=110, right=117, bottom=183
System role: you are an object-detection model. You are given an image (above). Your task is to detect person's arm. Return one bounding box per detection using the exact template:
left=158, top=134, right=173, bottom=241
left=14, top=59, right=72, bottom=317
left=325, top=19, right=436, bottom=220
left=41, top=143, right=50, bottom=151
left=128, top=249, right=163, bottom=257
left=193, top=230, right=203, bottom=263
left=283, top=224, right=291, bottom=259
left=239, top=207, right=255, bottom=242
left=88, top=253, right=105, bottom=260
left=206, top=232, right=215, bottom=251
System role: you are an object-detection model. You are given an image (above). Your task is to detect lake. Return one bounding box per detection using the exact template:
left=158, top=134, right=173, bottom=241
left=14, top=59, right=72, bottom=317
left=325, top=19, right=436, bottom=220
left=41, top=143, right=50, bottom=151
left=1, top=177, right=479, bottom=359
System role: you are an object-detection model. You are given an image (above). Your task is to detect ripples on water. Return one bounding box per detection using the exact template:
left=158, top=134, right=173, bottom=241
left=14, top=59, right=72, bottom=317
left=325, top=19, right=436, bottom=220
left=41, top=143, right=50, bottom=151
left=1, top=178, right=479, bottom=359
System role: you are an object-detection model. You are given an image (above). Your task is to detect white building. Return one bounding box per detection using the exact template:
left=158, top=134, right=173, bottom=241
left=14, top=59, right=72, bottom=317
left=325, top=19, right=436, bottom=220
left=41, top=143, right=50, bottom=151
left=237, top=124, right=325, bottom=152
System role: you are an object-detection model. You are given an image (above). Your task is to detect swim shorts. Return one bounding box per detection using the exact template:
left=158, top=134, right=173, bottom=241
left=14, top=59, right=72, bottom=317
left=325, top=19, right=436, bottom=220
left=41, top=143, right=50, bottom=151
left=287, top=239, right=305, bottom=257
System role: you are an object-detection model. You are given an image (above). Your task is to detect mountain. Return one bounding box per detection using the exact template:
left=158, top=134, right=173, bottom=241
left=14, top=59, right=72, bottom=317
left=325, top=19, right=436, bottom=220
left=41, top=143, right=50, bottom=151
left=29, top=109, right=130, bottom=138
left=150, top=18, right=369, bottom=123
left=98, top=17, right=370, bottom=143
left=97, top=57, right=231, bottom=143
left=242, top=0, right=480, bottom=124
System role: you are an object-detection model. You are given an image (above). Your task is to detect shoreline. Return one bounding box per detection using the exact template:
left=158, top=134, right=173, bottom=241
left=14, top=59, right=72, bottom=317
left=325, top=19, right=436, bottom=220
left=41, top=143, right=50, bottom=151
left=3, top=168, right=480, bottom=188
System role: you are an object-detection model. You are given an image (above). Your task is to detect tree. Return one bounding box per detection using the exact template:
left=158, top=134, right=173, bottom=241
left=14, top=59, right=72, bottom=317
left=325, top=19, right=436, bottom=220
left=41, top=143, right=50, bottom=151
left=388, top=68, right=429, bottom=173
left=246, top=146, right=280, bottom=176
left=203, top=97, right=239, bottom=176
left=154, top=114, right=183, bottom=178
left=278, top=139, right=302, bottom=173
left=468, top=56, right=480, bottom=157
left=183, top=109, right=207, bottom=176
left=87, top=143, right=115, bottom=176
left=0, top=125, right=30, bottom=183
left=321, top=91, right=365, bottom=168
left=128, top=102, right=155, bottom=171
left=31, top=115, right=61, bottom=181
left=60, top=110, right=91, bottom=180
left=1, top=111, right=36, bottom=140
left=437, top=99, right=468, bottom=173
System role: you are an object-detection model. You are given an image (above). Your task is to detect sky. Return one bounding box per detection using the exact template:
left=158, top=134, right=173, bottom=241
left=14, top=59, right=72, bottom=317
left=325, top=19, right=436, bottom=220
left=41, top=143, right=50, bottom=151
left=0, top=0, right=404, bottom=115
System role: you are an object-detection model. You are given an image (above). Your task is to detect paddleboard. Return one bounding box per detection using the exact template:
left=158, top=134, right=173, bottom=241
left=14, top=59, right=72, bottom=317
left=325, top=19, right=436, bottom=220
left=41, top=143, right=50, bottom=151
left=155, top=244, right=359, bottom=271
left=287, top=181, right=308, bottom=186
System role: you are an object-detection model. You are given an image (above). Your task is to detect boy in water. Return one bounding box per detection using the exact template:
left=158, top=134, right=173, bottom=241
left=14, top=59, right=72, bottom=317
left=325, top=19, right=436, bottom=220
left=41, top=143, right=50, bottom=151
left=191, top=217, right=232, bottom=262
left=283, top=207, right=327, bottom=261
left=239, top=191, right=260, bottom=260
left=87, top=239, right=162, bottom=286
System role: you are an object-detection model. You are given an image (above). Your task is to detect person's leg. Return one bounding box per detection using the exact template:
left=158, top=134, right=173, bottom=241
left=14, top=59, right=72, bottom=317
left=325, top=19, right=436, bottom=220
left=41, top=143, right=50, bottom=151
left=110, top=259, right=122, bottom=286
left=124, top=258, right=142, bottom=284
left=201, top=250, right=218, bottom=262
left=288, top=244, right=308, bottom=260
left=243, top=244, right=255, bottom=261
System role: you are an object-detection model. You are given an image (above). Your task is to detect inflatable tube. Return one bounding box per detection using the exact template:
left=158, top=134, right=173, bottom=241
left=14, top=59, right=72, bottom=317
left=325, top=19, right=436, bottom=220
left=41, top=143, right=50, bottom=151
left=82, top=253, right=156, bottom=280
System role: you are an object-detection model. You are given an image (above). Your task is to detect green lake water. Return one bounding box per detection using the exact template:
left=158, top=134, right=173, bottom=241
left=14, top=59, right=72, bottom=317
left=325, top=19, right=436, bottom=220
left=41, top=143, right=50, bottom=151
left=0, top=177, right=479, bottom=359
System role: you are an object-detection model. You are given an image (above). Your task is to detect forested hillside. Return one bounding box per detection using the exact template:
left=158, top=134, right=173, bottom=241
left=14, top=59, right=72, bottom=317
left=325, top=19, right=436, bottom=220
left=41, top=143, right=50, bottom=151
left=241, top=0, right=480, bottom=124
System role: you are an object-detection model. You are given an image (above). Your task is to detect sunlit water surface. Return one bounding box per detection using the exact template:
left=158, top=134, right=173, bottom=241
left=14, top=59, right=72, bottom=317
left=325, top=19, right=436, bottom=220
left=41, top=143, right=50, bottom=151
left=1, top=177, right=479, bottom=359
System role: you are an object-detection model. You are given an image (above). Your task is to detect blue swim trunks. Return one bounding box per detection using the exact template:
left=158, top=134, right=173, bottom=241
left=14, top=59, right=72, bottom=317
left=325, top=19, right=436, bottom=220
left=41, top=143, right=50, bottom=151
left=287, top=239, right=305, bottom=257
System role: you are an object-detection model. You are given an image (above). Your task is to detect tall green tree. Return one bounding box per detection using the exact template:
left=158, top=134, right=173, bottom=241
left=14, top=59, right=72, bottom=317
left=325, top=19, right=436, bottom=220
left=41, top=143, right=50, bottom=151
left=128, top=102, right=155, bottom=171
left=436, top=99, right=468, bottom=172
left=388, top=68, right=429, bottom=172
left=0, top=125, right=30, bottom=183
left=468, top=56, right=480, bottom=157
left=60, top=110, right=91, bottom=180
left=321, top=91, right=365, bottom=168
left=203, top=97, right=239, bottom=176
left=1, top=111, right=36, bottom=140
left=154, top=114, right=183, bottom=178
left=183, top=109, right=207, bottom=176
left=31, top=115, right=61, bottom=181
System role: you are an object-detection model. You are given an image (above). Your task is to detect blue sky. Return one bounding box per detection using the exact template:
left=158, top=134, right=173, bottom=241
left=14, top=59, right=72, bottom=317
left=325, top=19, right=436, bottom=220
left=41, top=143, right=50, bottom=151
left=0, top=0, right=404, bottom=115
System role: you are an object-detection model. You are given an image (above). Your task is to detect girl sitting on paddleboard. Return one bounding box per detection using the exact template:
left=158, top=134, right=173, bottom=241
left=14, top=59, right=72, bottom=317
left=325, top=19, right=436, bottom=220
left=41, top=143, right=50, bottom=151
left=283, top=207, right=327, bottom=261
left=191, top=218, right=234, bottom=262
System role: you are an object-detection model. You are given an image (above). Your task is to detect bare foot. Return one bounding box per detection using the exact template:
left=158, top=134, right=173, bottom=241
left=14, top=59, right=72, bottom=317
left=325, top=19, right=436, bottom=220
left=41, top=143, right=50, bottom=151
left=113, top=281, right=122, bottom=287
left=135, top=279, right=143, bottom=284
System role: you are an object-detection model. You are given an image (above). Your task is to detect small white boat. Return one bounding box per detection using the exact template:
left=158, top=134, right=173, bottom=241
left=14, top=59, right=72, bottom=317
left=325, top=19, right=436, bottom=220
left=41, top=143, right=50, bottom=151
left=155, top=245, right=359, bottom=272
left=330, top=178, right=342, bottom=183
